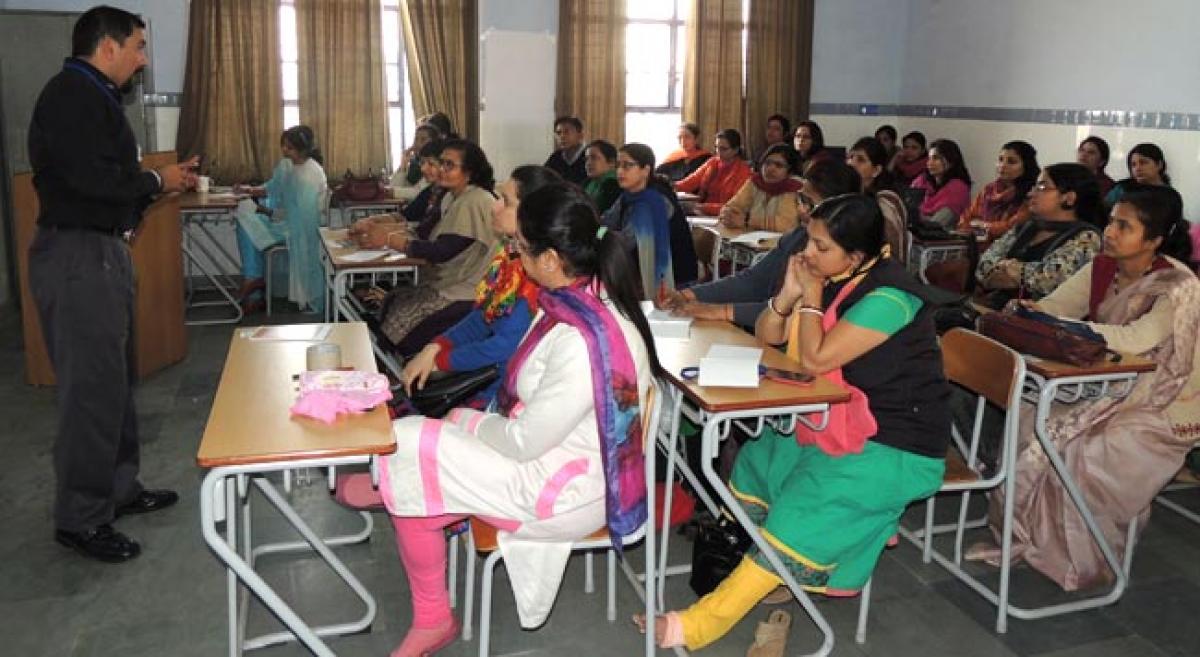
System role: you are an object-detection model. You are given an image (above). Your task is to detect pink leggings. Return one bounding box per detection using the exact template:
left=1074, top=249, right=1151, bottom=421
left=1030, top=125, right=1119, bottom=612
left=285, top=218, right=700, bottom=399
left=336, top=472, right=512, bottom=630
left=391, top=514, right=468, bottom=629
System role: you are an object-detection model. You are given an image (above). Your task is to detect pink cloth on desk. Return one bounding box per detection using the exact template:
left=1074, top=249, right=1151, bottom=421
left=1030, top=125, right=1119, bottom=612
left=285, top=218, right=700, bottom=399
left=289, top=370, right=392, bottom=424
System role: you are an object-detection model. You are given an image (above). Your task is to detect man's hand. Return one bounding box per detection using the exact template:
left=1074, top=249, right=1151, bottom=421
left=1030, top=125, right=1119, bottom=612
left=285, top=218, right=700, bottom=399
left=157, top=156, right=200, bottom=193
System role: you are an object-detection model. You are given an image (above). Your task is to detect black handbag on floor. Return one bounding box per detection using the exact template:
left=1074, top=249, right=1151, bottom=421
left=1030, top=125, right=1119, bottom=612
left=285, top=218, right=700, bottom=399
left=393, top=365, right=499, bottom=418
left=689, top=509, right=753, bottom=596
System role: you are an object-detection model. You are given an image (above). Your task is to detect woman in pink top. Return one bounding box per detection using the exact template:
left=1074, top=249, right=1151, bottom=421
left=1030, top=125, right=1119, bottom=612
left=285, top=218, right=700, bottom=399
left=910, top=138, right=972, bottom=229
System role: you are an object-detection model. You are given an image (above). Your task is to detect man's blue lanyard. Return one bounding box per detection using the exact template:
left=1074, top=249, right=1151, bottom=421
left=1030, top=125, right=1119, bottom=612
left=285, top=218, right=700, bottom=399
left=63, top=60, right=124, bottom=113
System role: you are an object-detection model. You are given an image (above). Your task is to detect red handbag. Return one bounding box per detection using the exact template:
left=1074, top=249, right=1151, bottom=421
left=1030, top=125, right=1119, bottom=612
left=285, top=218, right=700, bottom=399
left=333, top=170, right=388, bottom=203
left=978, top=308, right=1108, bottom=366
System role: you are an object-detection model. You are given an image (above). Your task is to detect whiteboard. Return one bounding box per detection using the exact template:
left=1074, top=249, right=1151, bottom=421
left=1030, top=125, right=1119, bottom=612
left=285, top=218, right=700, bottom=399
left=478, top=28, right=557, bottom=182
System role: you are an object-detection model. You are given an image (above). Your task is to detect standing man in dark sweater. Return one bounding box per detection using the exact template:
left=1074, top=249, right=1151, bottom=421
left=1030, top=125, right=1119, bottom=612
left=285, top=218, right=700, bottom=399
left=543, top=116, right=588, bottom=186
left=28, top=6, right=196, bottom=563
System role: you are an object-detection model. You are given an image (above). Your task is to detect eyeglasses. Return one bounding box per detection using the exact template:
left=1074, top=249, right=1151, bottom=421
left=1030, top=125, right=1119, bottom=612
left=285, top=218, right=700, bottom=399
left=616, top=159, right=642, bottom=170
left=438, top=158, right=461, bottom=171
left=797, top=192, right=816, bottom=210
left=1032, top=181, right=1058, bottom=192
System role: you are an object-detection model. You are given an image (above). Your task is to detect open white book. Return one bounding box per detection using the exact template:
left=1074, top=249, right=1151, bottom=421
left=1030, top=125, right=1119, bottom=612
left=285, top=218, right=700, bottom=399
left=729, top=231, right=783, bottom=246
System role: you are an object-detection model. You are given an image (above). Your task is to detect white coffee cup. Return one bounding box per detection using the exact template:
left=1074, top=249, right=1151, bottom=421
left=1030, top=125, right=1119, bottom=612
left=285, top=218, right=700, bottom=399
left=306, top=342, right=342, bottom=371
left=197, top=175, right=211, bottom=193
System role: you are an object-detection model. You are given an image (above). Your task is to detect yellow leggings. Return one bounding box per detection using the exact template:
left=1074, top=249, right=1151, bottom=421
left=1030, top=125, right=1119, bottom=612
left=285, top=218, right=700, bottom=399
left=678, top=556, right=782, bottom=650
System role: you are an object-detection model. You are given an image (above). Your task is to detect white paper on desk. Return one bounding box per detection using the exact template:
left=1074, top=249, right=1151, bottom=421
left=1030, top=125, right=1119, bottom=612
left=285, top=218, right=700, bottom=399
left=640, top=301, right=692, bottom=340
left=340, top=250, right=392, bottom=263
left=730, top=231, right=783, bottom=246
left=687, top=216, right=719, bottom=228
left=698, top=344, right=762, bottom=387
left=245, top=324, right=332, bottom=342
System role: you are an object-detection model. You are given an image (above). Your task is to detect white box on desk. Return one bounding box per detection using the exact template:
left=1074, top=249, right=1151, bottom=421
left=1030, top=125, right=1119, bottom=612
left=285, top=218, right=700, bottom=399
left=698, top=344, right=762, bottom=388
left=641, top=302, right=692, bottom=340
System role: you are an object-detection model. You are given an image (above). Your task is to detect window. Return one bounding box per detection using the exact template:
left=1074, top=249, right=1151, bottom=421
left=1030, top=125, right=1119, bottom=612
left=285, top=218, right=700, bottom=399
left=279, top=1, right=300, bottom=130
left=381, top=0, right=415, bottom=170
left=624, top=0, right=688, bottom=162
left=278, top=1, right=413, bottom=171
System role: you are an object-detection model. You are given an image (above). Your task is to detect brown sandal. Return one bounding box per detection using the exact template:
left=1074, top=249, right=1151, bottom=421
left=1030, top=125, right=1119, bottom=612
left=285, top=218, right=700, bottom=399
left=746, top=609, right=791, bottom=657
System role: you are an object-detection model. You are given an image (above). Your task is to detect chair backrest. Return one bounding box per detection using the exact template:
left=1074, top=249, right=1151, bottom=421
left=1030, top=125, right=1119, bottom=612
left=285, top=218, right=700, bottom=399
left=941, top=328, right=1024, bottom=410
left=470, top=377, right=662, bottom=551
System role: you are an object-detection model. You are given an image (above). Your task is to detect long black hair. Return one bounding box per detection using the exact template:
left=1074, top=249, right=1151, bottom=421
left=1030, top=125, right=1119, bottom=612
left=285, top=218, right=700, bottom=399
left=441, top=138, right=495, bottom=192
left=794, top=120, right=826, bottom=161
left=281, top=125, right=324, bottom=166
left=1000, top=140, right=1040, bottom=202
left=922, top=138, right=971, bottom=190
left=1042, top=163, right=1103, bottom=227
left=1117, top=184, right=1191, bottom=264
left=1125, top=143, right=1171, bottom=186
left=1079, top=135, right=1110, bottom=170
left=849, top=136, right=897, bottom=194
left=509, top=165, right=562, bottom=199
left=811, top=193, right=885, bottom=261
left=517, top=183, right=663, bottom=377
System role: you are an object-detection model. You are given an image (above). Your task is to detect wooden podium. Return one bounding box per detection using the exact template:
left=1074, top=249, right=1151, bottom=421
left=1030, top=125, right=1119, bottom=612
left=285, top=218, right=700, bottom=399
left=14, top=151, right=188, bottom=386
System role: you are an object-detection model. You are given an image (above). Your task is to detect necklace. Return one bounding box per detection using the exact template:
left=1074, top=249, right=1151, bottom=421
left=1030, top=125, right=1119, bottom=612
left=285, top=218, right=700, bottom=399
left=1112, top=261, right=1155, bottom=295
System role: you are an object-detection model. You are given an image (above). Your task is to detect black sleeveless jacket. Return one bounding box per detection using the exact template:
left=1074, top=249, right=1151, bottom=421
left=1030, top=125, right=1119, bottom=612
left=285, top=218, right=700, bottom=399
left=822, top=259, right=951, bottom=458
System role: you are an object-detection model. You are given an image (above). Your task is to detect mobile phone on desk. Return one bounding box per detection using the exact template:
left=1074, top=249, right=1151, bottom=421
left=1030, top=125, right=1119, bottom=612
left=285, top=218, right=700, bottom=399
left=761, top=367, right=814, bottom=386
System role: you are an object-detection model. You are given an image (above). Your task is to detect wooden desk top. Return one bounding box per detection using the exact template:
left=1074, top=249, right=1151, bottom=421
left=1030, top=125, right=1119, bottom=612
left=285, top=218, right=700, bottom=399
left=657, top=320, right=850, bottom=413
left=179, top=191, right=243, bottom=211
left=339, top=197, right=402, bottom=209
left=196, top=323, right=395, bottom=468
left=320, top=228, right=426, bottom=270
left=1023, top=351, right=1156, bottom=379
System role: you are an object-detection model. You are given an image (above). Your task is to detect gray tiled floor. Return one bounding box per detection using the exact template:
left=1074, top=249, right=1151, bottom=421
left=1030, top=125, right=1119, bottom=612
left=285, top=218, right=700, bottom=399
left=2, top=306, right=1199, bottom=657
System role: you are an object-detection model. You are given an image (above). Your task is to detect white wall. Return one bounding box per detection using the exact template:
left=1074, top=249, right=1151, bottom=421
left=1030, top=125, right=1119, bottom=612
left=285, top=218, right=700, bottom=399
left=478, top=0, right=557, bottom=182
left=0, top=0, right=188, bottom=91
left=900, top=0, right=1200, bottom=112
left=811, top=0, right=1200, bottom=219
left=811, top=0, right=907, bottom=106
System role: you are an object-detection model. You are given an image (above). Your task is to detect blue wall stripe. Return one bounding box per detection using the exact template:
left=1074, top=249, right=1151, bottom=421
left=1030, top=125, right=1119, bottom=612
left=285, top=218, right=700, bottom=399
left=810, top=102, right=1200, bottom=132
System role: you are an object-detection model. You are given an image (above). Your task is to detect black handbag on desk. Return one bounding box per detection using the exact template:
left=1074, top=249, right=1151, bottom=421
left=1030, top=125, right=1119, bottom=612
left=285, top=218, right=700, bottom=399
left=391, top=365, right=499, bottom=418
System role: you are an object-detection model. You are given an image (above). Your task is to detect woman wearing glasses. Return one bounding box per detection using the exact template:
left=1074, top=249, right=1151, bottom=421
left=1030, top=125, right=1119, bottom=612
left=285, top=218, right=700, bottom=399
left=972, top=163, right=1102, bottom=309
left=356, top=139, right=500, bottom=357
left=601, top=143, right=678, bottom=299
left=718, top=143, right=803, bottom=233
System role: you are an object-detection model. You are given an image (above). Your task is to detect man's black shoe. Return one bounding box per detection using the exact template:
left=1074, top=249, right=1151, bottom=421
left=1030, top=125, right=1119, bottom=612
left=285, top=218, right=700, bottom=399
left=115, top=489, right=180, bottom=517
left=55, top=524, right=141, bottom=563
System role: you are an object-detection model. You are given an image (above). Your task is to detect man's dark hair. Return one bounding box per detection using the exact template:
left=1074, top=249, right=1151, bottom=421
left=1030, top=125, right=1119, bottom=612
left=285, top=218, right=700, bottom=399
left=554, top=116, right=584, bottom=133
left=72, top=5, right=146, bottom=58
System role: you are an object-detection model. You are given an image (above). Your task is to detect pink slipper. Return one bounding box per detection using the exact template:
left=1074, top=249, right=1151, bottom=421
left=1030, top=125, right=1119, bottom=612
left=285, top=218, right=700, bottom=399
left=333, top=472, right=386, bottom=511
left=391, top=616, right=460, bottom=657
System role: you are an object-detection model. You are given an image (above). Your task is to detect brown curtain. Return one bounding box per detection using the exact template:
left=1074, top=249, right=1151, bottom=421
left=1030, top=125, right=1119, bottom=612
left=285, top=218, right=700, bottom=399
left=296, top=0, right=389, bottom=175
left=176, top=0, right=282, bottom=183
left=555, top=0, right=626, bottom=145
left=682, top=0, right=744, bottom=144
left=401, top=0, right=479, bottom=141
left=744, top=0, right=814, bottom=159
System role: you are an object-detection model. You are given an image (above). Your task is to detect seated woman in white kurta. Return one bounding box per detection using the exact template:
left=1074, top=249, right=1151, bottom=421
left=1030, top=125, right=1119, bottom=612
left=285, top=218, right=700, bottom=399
left=374, top=183, right=662, bottom=657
